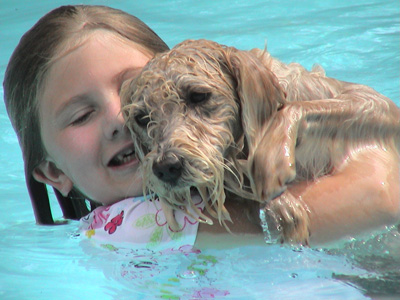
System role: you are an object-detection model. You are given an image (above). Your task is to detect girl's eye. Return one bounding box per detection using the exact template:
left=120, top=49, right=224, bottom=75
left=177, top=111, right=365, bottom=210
left=70, top=110, right=94, bottom=126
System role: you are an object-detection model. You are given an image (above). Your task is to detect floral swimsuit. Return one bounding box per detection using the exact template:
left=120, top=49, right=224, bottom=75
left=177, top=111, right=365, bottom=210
left=79, top=195, right=203, bottom=249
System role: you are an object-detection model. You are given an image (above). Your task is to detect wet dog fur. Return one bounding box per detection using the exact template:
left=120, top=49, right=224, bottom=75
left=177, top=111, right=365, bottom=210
left=121, top=39, right=400, bottom=244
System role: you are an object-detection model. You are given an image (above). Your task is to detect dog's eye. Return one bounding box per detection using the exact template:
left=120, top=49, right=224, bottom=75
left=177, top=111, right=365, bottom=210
left=134, top=111, right=150, bottom=128
left=188, top=91, right=211, bottom=104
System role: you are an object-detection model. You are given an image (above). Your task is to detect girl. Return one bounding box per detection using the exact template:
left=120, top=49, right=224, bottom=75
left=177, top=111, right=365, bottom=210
left=3, top=5, right=262, bottom=249
left=3, top=5, right=399, bottom=248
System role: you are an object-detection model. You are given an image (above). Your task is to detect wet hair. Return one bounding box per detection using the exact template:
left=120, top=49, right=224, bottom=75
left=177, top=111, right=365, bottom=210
left=3, top=5, right=169, bottom=224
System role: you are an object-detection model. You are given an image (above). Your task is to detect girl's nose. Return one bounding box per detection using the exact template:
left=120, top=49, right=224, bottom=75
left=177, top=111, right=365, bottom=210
left=104, top=94, right=128, bottom=140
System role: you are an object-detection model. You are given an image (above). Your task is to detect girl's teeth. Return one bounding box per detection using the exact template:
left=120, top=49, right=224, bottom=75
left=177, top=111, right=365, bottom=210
left=111, top=150, right=135, bottom=166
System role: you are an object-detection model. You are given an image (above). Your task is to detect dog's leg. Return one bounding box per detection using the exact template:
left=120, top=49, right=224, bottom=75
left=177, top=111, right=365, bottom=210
left=262, top=146, right=400, bottom=245
left=250, top=96, right=399, bottom=244
left=250, top=97, right=400, bottom=202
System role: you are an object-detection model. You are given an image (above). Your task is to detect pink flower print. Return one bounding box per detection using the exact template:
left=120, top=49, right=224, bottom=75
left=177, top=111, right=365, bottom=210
left=87, top=206, right=111, bottom=230
left=104, top=210, right=124, bottom=234
left=154, top=198, right=203, bottom=232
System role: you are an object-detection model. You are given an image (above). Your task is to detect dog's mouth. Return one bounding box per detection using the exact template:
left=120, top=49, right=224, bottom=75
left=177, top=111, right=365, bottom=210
left=108, top=147, right=136, bottom=167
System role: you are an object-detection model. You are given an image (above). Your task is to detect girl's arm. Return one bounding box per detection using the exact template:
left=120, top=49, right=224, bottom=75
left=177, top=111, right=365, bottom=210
left=287, top=146, right=400, bottom=246
left=197, top=146, right=399, bottom=247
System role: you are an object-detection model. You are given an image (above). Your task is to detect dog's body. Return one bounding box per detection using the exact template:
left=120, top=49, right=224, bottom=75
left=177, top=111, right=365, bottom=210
left=121, top=39, right=400, bottom=243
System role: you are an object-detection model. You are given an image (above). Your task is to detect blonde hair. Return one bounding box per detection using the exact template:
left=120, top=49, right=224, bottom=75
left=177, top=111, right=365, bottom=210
left=3, top=5, right=169, bottom=223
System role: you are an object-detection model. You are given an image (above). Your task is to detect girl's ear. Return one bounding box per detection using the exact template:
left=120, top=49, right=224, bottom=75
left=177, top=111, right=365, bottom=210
left=32, top=160, right=73, bottom=197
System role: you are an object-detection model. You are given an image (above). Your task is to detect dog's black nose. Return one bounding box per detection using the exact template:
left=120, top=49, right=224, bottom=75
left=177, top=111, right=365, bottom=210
left=152, top=156, right=183, bottom=184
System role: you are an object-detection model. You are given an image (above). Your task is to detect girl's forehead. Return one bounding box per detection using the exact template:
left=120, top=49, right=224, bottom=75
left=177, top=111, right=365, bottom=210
left=39, top=30, right=150, bottom=97
left=39, top=31, right=151, bottom=115
left=52, top=30, right=151, bottom=65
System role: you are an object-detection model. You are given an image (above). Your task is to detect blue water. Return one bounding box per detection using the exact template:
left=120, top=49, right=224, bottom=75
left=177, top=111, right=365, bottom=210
left=1, top=0, right=399, bottom=299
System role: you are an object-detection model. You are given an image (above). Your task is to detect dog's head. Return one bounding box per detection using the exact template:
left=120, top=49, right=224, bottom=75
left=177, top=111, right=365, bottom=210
left=121, top=39, right=285, bottom=227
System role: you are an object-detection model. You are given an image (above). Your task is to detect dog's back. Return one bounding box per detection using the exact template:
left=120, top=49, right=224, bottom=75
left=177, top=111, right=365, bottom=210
left=251, top=48, right=400, bottom=180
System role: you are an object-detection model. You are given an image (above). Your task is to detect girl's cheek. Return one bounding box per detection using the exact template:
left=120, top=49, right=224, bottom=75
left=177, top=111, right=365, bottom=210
left=60, top=128, right=98, bottom=156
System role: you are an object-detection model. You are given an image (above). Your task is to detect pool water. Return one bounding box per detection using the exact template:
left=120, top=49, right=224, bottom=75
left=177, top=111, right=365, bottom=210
left=1, top=0, right=399, bottom=299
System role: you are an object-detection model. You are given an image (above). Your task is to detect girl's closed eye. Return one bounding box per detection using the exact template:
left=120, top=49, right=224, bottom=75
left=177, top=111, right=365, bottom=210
left=70, top=108, right=96, bottom=126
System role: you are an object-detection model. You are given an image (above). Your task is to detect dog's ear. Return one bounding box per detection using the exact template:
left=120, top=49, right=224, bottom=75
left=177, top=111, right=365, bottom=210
left=222, top=48, right=286, bottom=149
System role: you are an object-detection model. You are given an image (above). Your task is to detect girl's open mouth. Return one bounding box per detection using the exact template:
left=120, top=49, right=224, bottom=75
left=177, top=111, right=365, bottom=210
left=108, top=148, right=137, bottom=167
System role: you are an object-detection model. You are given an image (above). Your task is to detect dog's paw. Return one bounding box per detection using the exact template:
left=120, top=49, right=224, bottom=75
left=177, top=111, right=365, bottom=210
left=248, top=107, right=302, bottom=202
left=250, top=141, right=296, bottom=202
left=261, top=192, right=310, bottom=246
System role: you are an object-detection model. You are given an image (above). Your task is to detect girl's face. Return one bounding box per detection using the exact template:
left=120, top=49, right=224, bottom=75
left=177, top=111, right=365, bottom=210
left=35, top=32, right=151, bottom=205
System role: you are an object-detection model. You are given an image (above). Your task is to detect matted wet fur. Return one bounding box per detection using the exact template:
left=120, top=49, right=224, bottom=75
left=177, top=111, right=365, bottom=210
left=121, top=39, right=400, bottom=243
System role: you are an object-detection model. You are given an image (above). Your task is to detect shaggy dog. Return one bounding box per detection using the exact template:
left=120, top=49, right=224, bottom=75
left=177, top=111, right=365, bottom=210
left=121, top=39, right=400, bottom=244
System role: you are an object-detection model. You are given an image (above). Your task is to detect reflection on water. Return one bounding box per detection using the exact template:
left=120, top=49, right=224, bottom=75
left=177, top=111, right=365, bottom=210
left=329, top=226, right=400, bottom=298
left=3, top=219, right=398, bottom=299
